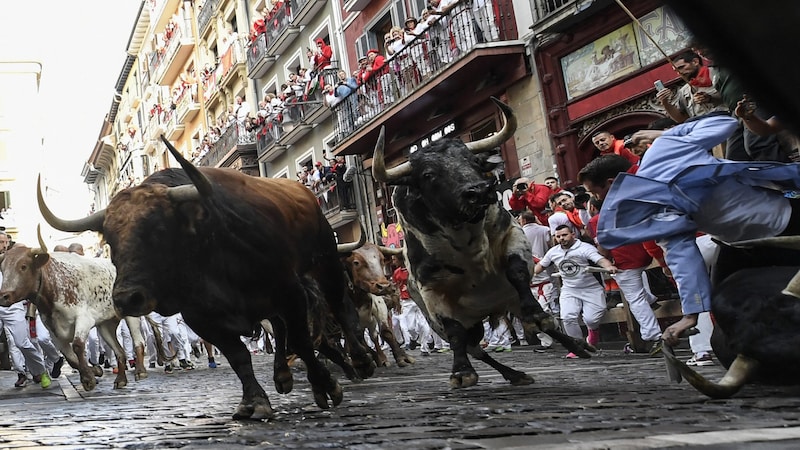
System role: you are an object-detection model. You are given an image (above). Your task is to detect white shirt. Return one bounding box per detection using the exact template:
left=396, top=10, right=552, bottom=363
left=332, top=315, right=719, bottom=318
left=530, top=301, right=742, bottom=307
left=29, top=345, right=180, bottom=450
left=539, top=240, right=605, bottom=291
left=547, top=211, right=580, bottom=236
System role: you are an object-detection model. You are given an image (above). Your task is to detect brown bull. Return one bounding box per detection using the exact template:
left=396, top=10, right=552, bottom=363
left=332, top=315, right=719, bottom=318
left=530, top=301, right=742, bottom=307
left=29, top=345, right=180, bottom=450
left=37, top=136, right=374, bottom=420
left=343, top=243, right=414, bottom=367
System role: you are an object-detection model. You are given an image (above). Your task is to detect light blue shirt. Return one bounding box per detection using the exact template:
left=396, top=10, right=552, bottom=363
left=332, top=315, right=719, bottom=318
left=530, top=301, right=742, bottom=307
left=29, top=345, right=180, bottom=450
left=598, top=114, right=799, bottom=314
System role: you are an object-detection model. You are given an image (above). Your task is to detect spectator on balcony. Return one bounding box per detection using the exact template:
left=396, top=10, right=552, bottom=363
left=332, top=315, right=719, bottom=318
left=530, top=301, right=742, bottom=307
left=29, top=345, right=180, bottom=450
left=354, top=56, right=370, bottom=85
left=472, top=0, right=499, bottom=42
left=317, top=161, right=335, bottom=184
left=365, top=48, right=394, bottom=107
left=440, top=0, right=478, bottom=54
left=219, top=24, right=239, bottom=55
left=235, top=95, right=250, bottom=129
left=250, top=12, right=266, bottom=44
left=323, top=84, right=341, bottom=108
left=312, top=38, right=333, bottom=72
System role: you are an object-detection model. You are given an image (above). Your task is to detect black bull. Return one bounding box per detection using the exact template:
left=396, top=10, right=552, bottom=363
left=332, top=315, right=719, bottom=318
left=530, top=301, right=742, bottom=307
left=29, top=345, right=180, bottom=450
left=372, top=98, right=594, bottom=389
left=38, top=136, right=374, bottom=420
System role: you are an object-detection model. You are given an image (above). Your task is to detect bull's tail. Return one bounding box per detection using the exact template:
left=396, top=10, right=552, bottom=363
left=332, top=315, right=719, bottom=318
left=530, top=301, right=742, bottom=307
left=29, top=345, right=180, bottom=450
left=144, top=315, right=174, bottom=363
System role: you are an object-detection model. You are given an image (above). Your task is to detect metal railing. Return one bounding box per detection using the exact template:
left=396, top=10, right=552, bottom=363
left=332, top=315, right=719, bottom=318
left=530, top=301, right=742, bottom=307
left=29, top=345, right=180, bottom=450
left=532, top=0, right=572, bottom=22
left=315, top=180, right=357, bottom=216
left=330, top=0, right=518, bottom=145
left=198, top=123, right=256, bottom=167
left=197, top=0, right=218, bottom=36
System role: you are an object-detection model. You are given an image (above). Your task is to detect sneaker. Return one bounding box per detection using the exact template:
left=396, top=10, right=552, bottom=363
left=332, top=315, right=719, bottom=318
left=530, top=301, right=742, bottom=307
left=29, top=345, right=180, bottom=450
left=586, top=329, right=600, bottom=347
left=14, top=373, right=27, bottom=388
left=164, top=364, right=174, bottom=374
left=179, top=359, right=195, bottom=370
left=39, top=373, right=52, bottom=389
left=532, top=345, right=551, bottom=353
left=149, top=362, right=156, bottom=369
left=565, top=352, right=578, bottom=359
left=208, top=360, right=218, bottom=369
left=493, top=346, right=511, bottom=353
left=420, top=350, right=431, bottom=356
left=51, top=357, right=65, bottom=379
left=686, top=353, right=714, bottom=366
left=435, top=347, right=451, bottom=353
left=409, top=339, right=419, bottom=350
left=129, top=359, right=136, bottom=369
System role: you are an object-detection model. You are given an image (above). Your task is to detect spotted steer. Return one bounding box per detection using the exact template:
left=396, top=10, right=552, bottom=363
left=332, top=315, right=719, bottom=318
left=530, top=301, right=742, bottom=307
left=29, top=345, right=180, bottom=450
left=372, top=98, right=594, bottom=388
left=0, top=234, right=148, bottom=391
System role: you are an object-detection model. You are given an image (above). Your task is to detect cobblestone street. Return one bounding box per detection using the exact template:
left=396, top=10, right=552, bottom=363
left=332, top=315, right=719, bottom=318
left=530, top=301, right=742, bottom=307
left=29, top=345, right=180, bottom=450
left=2, top=343, right=800, bottom=449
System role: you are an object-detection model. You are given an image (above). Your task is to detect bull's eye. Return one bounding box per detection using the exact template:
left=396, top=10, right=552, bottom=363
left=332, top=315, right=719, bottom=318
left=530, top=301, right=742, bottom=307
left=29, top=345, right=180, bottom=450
left=352, top=260, right=360, bottom=267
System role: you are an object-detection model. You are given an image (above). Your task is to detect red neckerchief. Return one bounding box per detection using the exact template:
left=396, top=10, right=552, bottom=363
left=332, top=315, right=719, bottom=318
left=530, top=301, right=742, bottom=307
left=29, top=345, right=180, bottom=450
left=564, top=208, right=583, bottom=228
left=689, top=66, right=712, bottom=87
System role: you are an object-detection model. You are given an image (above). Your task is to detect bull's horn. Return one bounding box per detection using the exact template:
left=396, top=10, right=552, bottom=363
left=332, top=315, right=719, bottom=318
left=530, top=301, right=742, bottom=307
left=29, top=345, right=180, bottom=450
left=37, top=174, right=105, bottom=233
left=36, top=224, right=48, bottom=254
left=167, top=184, right=202, bottom=203
left=161, top=135, right=213, bottom=198
left=372, top=126, right=412, bottom=184
left=663, top=351, right=759, bottom=399
left=464, top=97, right=517, bottom=154
left=726, top=236, right=800, bottom=250
left=782, top=269, right=800, bottom=299
left=379, top=246, right=403, bottom=256
left=337, top=222, right=366, bottom=253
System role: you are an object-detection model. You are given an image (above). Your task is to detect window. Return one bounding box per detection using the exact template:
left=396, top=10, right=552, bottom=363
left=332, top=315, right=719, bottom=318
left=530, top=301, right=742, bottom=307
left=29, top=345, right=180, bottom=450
left=0, top=191, right=10, bottom=211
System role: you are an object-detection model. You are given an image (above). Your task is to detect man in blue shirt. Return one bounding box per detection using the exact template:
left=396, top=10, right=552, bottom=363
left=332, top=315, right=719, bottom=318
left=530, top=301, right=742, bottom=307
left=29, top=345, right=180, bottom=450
left=597, top=113, right=800, bottom=345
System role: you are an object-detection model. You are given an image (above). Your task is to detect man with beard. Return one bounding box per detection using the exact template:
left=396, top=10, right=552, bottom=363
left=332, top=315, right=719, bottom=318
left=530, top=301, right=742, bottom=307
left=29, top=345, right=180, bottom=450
left=655, top=50, right=727, bottom=124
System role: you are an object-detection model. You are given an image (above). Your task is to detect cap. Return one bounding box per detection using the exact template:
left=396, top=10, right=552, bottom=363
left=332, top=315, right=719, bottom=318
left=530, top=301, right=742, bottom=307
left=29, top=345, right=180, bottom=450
left=368, top=48, right=379, bottom=55
left=405, top=17, right=418, bottom=24
left=316, top=161, right=323, bottom=166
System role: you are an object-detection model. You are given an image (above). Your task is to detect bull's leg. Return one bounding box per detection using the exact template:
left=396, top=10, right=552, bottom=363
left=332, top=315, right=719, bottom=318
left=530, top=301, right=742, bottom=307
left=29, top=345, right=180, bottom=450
left=324, top=277, right=376, bottom=379
left=465, top=323, right=533, bottom=385
left=379, top=317, right=414, bottom=367
left=69, top=336, right=97, bottom=391
left=268, top=318, right=293, bottom=394
left=317, top=338, right=361, bottom=381
left=125, top=317, right=148, bottom=380
left=442, top=317, right=479, bottom=388
left=506, top=254, right=594, bottom=358
left=283, top=284, right=343, bottom=410
left=364, top=324, right=388, bottom=367
left=192, top=321, right=274, bottom=420
left=97, top=320, right=129, bottom=389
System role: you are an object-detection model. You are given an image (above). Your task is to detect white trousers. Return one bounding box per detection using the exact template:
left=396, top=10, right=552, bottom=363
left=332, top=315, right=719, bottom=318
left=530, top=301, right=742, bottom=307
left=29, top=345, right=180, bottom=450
left=559, top=285, right=606, bottom=339
left=615, top=267, right=662, bottom=341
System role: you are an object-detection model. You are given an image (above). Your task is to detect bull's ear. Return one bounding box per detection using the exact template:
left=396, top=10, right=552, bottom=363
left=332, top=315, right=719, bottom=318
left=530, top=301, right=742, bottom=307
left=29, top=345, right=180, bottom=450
left=32, top=253, right=50, bottom=270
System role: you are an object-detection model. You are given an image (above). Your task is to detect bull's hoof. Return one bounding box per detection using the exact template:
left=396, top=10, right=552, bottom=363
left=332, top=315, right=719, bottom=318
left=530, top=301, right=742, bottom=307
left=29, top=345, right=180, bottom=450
left=113, top=376, right=128, bottom=389
left=92, top=365, right=104, bottom=377
left=135, top=371, right=148, bottom=381
left=396, top=355, right=416, bottom=367
left=273, top=369, right=294, bottom=395
left=353, top=357, right=376, bottom=379
left=449, top=371, right=478, bottom=389
left=233, top=396, right=274, bottom=421
left=509, top=373, right=535, bottom=386
left=312, top=379, right=343, bottom=409
left=81, top=376, right=97, bottom=392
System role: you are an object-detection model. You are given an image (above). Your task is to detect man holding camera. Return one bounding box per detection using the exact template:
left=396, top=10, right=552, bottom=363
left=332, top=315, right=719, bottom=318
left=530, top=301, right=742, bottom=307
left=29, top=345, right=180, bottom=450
left=508, top=177, right=552, bottom=226
left=590, top=130, right=640, bottom=165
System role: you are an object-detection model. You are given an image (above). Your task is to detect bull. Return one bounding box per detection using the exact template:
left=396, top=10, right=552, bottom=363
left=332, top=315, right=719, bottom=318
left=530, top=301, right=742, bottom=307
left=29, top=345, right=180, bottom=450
left=371, top=97, right=594, bottom=388
left=342, top=242, right=414, bottom=367
left=0, top=230, right=149, bottom=391
left=664, top=237, right=800, bottom=398
left=37, top=136, right=374, bottom=420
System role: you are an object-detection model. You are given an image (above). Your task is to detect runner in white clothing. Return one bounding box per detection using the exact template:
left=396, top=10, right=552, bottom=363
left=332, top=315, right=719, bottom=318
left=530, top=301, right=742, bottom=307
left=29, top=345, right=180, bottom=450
left=534, top=225, right=617, bottom=358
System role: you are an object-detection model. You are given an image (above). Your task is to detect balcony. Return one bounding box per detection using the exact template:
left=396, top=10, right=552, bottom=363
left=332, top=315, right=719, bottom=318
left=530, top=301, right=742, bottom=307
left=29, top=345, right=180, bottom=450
left=156, top=23, right=196, bottom=85
left=344, top=0, right=371, bottom=13
left=315, top=180, right=358, bottom=227
left=176, top=85, right=200, bottom=122
left=246, top=32, right=277, bottom=79
left=146, top=111, right=167, bottom=145
left=197, top=124, right=257, bottom=168
left=256, top=122, right=287, bottom=162
left=530, top=0, right=597, bottom=34
left=165, top=109, right=184, bottom=139
left=330, top=0, right=527, bottom=162
left=197, top=0, right=218, bottom=38
left=216, top=39, right=247, bottom=92
left=149, top=0, right=181, bottom=31
left=292, top=0, right=326, bottom=27
left=265, top=1, right=300, bottom=56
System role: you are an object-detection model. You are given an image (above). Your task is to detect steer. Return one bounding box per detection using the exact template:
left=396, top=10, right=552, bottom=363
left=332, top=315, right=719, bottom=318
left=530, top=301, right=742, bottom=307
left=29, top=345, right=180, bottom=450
left=0, top=232, right=148, bottom=391
left=343, top=242, right=414, bottom=367
left=38, top=136, right=374, bottom=420
left=372, top=97, right=594, bottom=388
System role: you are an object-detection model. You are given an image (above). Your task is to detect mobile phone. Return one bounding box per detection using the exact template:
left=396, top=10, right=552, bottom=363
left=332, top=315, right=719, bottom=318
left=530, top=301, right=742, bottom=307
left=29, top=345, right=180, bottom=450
left=654, top=80, right=665, bottom=91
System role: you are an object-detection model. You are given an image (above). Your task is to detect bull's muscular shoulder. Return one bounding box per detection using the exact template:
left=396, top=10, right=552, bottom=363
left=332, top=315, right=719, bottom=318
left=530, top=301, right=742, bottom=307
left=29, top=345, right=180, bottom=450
left=207, top=169, right=320, bottom=221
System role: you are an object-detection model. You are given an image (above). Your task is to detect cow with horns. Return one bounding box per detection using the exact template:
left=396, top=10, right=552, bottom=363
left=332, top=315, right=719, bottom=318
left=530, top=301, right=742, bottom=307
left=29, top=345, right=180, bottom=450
left=663, top=237, right=800, bottom=398
left=0, top=229, right=149, bottom=391
left=342, top=242, right=414, bottom=367
left=38, top=136, right=374, bottom=420
left=372, top=97, right=595, bottom=388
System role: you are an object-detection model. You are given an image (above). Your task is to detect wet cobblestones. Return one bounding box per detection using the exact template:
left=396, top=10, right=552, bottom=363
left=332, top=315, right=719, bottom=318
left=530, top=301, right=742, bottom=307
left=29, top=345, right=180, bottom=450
left=1, top=344, right=800, bottom=449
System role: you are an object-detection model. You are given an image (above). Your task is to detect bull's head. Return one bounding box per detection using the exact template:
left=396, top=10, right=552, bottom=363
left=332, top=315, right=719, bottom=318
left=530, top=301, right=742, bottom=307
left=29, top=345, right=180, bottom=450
left=372, top=97, right=517, bottom=223
left=0, top=226, right=51, bottom=307
left=343, top=243, right=402, bottom=296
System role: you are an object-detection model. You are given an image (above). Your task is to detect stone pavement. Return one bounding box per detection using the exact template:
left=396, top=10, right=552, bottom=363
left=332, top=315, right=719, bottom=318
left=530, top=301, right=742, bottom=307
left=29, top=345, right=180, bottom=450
left=1, top=343, right=800, bottom=449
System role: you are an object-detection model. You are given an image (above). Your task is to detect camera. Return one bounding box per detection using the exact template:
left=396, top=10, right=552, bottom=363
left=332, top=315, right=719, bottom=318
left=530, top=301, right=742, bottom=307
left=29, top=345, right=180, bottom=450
left=515, top=182, right=528, bottom=191
left=623, top=134, right=635, bottom=148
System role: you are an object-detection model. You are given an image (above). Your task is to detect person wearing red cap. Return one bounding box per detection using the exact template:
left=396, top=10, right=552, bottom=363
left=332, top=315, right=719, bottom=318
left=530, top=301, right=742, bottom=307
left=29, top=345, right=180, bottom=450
left=312, top=38, right=332, bottom=72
